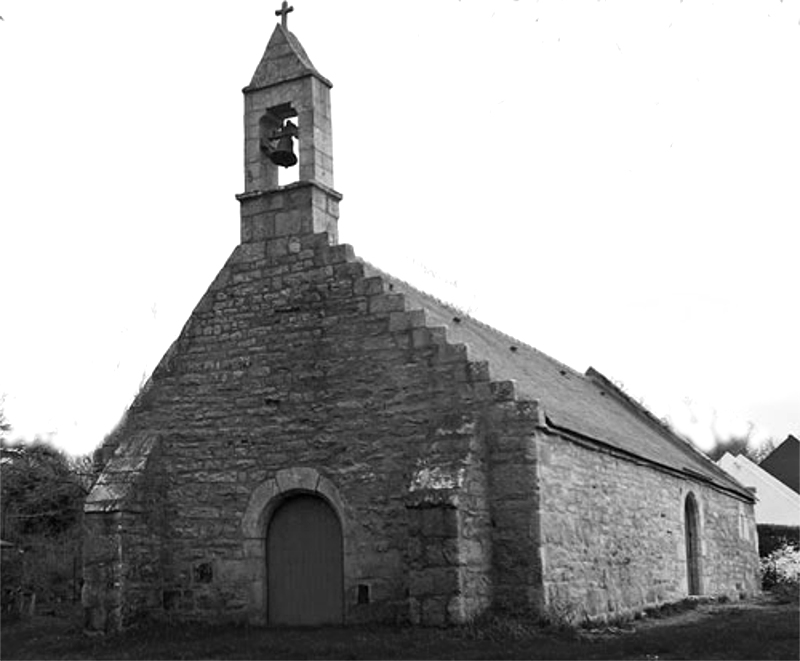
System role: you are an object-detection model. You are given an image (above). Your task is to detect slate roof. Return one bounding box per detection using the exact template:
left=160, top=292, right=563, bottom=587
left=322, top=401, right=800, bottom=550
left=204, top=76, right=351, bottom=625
left=247, top=24, right=330, bottom=90
left=361, top=261, right=754, bottom=501
left=717, top=452, right=800, bottom=525
left=759, top=434, right=800, bottom=494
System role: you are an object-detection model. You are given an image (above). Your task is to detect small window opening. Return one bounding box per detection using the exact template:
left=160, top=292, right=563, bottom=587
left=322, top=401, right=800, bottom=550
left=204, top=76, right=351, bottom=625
left=193, top=561, right=213, bottom=584
left=357, top=584, right=370, bottom=605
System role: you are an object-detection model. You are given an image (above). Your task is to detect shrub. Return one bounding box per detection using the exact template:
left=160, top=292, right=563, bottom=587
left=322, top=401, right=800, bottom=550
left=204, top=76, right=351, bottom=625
left=760, top=542, right=800, bottom=601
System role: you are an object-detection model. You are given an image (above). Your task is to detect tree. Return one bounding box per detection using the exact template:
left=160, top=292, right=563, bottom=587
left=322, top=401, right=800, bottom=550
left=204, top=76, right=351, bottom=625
left=0, top=440, right=88, bottom=539
left=1, top=438, right=92, bottom=611
left=704, top=422, right=775, bottom=463
left=0, top=395, right=11, bottom=444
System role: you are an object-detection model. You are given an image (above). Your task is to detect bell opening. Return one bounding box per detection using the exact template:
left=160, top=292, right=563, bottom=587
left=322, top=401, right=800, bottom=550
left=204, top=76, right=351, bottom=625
left=259, top=103, right=300, bottom=188
left=276, top=118, right=299, bottom=186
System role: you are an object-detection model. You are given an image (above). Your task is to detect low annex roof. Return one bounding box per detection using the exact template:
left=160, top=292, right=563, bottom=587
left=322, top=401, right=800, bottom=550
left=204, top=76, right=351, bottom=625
left=361, top=261, right=753, bottom=501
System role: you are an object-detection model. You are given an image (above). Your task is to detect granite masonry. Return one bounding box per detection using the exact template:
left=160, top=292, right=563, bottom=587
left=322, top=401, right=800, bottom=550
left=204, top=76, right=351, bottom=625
left=82, top=18, right=760, bottom=632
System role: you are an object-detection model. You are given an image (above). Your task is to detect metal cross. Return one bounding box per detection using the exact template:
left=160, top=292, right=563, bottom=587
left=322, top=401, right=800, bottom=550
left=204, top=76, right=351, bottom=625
left=275, top=1, right=294, bottom=29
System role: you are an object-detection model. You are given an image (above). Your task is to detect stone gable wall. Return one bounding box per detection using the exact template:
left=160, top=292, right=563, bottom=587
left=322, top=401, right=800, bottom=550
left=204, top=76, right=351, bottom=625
left=536, top=429, right=760, bottom=624
left=86, top=229, right=543, bottom=628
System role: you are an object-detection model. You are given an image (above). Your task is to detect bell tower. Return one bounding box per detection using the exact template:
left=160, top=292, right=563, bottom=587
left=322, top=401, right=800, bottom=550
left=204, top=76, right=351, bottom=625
left=237, top=3, right=342, bottom=245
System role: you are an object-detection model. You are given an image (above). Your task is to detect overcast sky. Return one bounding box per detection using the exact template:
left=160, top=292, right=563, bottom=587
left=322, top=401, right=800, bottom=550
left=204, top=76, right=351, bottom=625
left=1, top=1, right=798, bottom=456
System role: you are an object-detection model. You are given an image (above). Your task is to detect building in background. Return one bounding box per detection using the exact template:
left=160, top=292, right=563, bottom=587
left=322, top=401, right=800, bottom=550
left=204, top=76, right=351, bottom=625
left=717, top=452, right=800, bottom=527
left=759, top=435, right=799, bottom=494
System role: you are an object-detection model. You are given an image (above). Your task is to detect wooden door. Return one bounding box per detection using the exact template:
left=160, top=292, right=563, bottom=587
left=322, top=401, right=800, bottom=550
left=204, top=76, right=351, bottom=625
left=267, top=494, right=344, bottom=625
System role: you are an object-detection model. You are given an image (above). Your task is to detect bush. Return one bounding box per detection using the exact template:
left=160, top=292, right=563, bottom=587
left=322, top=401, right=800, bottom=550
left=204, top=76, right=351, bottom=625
left=1, top=440, right=89, bottom=616
left=760, top=542, right=800, bottom=601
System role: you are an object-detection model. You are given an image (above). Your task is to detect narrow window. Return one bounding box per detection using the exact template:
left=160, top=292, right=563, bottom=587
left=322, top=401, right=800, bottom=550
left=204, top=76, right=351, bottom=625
left=684, top=493, right=702, bottom=596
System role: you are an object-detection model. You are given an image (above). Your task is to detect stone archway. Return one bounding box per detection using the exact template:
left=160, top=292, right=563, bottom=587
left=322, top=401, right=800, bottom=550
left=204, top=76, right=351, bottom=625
left=241, top=467, right=346, bottom=625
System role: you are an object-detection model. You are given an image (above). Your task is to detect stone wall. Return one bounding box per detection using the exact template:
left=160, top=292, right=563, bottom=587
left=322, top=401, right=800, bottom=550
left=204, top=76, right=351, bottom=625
left=82, top=512, right=122, bottom=632
left=87, top=227, right=531, bottom=628
left=536, top=428, right=760, bottom=623
left=85, top=220, right=759, bottom=630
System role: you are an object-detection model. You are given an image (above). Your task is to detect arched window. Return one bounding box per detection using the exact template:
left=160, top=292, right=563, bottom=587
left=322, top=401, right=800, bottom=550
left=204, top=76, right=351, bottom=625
left=684, top=492, right=702, bottom=595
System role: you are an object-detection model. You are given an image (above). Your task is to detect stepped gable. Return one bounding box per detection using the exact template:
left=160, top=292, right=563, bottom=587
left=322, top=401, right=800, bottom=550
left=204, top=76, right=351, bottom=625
left=247, top=24, right=330, bottom=90
left=359, top=260, right=752, bottom=500
left=91, top=243, right=752, bottom=505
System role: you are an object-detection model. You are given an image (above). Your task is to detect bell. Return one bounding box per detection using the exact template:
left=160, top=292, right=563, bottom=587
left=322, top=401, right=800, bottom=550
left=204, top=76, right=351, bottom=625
left=269, top=134, right=297, bottom=168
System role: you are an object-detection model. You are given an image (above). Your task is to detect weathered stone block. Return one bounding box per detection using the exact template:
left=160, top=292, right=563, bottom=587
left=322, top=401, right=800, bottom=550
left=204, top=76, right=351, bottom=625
left=369, top=294, right=406, bottom=315
left=421, top=597, right=447, bottom=626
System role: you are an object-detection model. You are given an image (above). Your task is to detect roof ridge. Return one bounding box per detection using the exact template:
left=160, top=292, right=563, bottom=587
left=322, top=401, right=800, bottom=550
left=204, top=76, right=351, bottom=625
left=586, top=368, right=753, bottom=500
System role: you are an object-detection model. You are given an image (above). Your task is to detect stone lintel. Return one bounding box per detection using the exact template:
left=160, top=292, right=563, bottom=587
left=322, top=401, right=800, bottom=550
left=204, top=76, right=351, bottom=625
left=243, top=70, right=333, bottom=94
left=85, top=501, right=144, bottom=514
left=236, top=179, right=342, bottom=204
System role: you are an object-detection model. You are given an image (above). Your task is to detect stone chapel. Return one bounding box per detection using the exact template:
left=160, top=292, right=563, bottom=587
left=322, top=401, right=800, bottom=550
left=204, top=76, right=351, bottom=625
left=83, top=13, right=760, bottom=632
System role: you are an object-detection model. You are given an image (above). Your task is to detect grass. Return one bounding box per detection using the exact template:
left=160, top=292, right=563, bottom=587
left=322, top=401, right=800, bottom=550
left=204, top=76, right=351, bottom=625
left=1, top=593, right=797, bottom=660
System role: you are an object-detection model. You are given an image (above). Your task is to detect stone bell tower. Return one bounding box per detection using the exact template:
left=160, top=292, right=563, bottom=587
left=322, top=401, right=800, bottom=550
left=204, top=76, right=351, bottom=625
left=237, top=3, right=342, bottom=245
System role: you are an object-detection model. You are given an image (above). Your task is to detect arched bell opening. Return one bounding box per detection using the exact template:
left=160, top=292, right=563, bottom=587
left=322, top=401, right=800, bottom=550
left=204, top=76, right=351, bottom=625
left=259, top=102, right=300, bottom=188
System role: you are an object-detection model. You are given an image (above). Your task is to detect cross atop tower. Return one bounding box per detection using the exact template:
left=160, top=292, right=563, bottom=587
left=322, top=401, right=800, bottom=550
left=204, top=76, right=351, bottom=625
left=275, top=1, right=294, bottom=29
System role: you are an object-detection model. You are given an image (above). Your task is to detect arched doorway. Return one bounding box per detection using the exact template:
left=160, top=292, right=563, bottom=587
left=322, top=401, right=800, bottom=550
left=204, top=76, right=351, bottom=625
left=266, top=493, right=344, bottom=625
left=684, top=493, right=701, bottom=595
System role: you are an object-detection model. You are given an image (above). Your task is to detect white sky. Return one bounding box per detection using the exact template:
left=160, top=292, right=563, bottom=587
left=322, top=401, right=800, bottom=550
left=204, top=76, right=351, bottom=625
left=1, top=1, right=798, bottom=456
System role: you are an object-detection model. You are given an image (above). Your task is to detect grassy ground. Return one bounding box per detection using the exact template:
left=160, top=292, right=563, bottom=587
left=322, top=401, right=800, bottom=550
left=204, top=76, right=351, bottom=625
left=1, top=593, right=797, bottom=660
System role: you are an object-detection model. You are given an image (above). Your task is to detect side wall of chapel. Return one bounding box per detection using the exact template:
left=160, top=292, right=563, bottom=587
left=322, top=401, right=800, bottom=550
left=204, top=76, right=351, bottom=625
left=536, top=429, right=760, bottom=623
